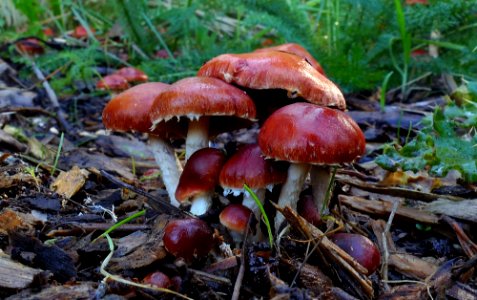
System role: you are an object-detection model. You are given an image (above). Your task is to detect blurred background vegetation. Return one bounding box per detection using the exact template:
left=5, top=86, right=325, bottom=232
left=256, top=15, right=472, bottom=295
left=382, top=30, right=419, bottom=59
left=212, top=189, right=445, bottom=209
left=1, top=0, right=476, bottom=94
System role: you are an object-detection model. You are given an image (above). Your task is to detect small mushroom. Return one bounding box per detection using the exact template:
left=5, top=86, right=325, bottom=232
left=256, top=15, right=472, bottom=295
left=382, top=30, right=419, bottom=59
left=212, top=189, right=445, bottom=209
left=150, top=76, right=257, bottom=160
left=102, top=82, right=187, bottom=207
left=97, top=74, right=130, bottom=94
left=219, top=203, right=254, bottom=244
left=219, top=143, right=288, bottom=219
left=329, top=233, right=381, bottom=274
left=71, top=25, right=95, bottom=39
left=175, top=147, right=226, bottom=215
left=258, top=103, right=365, bottom=229
left=15, top=38, right=44, bottom=56
left=114, top=67, right=148, bottom=84
left=163, top=218, right=214, bottom=262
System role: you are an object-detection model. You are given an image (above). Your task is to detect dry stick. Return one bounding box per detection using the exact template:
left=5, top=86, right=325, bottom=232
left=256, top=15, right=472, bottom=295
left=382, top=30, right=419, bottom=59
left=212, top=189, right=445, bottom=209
left=231, top=215, right=253, bottom=300
left=382, top=200, right=399, bottom=291
left=277, top=205, right=374, bottom=298
left=30, top=61, right=72, bottom=133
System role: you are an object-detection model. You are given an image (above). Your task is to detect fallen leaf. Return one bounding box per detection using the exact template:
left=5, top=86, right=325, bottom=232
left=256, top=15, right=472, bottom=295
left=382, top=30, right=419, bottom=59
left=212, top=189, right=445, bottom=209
left=50, top=166, right=89, bottom=199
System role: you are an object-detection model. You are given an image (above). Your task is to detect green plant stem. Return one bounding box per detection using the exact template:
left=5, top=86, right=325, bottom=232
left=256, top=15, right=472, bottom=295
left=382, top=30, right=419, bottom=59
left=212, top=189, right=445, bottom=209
left=93, top=209, right=146, bottom=242
left=51, top=132, right=64, bottom=176
left=244, top=184, right=273, bottom=249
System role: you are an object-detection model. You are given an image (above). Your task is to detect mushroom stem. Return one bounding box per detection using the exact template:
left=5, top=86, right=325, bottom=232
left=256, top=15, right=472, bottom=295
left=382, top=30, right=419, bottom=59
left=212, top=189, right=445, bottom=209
left=310, top=165, right=332, bottom=215
left=186, top=117, right=209, bottom=160
left=149, top=137, right=183, bottom=207
left=275, top=163, right=311, bottom=230
left=242, top=188, right=265, bottom=220
left=189, top=192, right=213, bottom=216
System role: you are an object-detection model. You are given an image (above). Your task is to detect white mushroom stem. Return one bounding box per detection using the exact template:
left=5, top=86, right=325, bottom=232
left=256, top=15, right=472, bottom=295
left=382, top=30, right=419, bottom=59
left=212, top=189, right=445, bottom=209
left=242, top=188, right=265, bottom=220
left=189, top=192, right=213, bottom=216
left=149, top=137, right=183, bottom=208
left=310, top=166, right=332, bottom=215
left=185, top=118, right=209, bottom=160
left=275, top=163, right=311, bottom=231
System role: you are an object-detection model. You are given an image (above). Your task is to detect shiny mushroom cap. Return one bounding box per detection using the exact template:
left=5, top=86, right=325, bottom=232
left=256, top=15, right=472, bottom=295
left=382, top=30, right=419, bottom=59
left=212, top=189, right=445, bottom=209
left=175, top=147, right=226, bottom=202
left=16, top=38, right=44, bottom=56
left=150, top=76, right=257, bottom=126
left=198, top=51, right=345, bottom=110
left=115, top=67, right=148, bottom=83
left=97, top=74, right=130, bottom=92
left=219, top=204, right=254, bottom=234
left=102, top=82, right=187, bottom=138
left=219, top=143, right=288, bottom=190
left=72, top=25, right=94, bottom=39
left=254, top=43, right=325, bottom=75
left=258, top=102, right=365, bottom=165
left=163, top=218, right=214, bottom=262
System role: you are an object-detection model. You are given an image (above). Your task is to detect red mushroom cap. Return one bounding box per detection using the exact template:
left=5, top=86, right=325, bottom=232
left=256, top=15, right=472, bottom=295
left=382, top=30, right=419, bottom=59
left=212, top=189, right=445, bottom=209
left=254, top=43, right=325, bottom=75
left=102, top=82, right=187, bottom=138
left=97, top=74, right=130, bottom=92
left=330, top=233, right=381, bottom=274
left=150, top=76, right=257, bottom=125
left=219, top=143, right=288, bottom=190
left=175, top=148, right=226, bottom=202
left=72, top=25, right=94, bottom=39
left=42, top=27, right=55, bottom=37
left=143, top=271, right=172, bottom=288
left=219, top=204, right=253, bottom=233
left=297, top=194, right=322, bottom=226
left=16, top=38, right=44, bottom=56
left=258, top=103, right=365, bottom=165
left=197, top=51, right=345, bottom=110
left=163, top=218, right=214, bottom=261
left=114, top=67, right=148, bottom=83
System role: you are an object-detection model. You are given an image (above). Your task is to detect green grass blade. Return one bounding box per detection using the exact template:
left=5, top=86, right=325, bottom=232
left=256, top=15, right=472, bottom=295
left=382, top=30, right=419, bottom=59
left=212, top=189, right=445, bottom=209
left=380, top=71, right=394, bottom=111
left=94, top=209, right=146, bottom=242
left=51, top=132, right=64, bottom=176
left=243, top=184, right=273, bottom=248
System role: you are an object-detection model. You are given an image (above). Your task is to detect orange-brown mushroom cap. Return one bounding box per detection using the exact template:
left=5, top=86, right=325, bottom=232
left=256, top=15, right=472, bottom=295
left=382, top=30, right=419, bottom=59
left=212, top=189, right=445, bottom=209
left=219, top=143, right=288, bottom=190
left=254, top=43, right=325, bottom=75
left=150, top=76, right=257, bottom=125
left=258, top=103, right=365, bottom=165
left=97, top=74, right=130, bottom=92
left=115, top=67, right=148, bottom=83
left=102, top=82, right=187, bottom=138
left=219, top=204, right=254, bottom=233
left=197, top=51, right=345, bottom=110
left=16, top=38, right=44, bottom=56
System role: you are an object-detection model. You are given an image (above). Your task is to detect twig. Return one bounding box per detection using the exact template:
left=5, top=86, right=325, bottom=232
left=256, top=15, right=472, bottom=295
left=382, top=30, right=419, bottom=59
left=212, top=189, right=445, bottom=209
left=100, top=169, right=192, bottom=218
left=231, top=215, right=253, bottom=300
left=30, top=60, right=72, bottom=133
left=382, top=200, right=399, bottom=290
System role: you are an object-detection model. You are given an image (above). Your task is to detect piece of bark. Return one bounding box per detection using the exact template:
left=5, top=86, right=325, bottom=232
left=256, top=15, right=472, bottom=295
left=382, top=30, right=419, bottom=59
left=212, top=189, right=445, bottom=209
left=339, top=195, right=439, bottom=225
left=425, top=199, right=477, bottom=223
left=5, top=281, right=96, bottom=300
left=388, top=253, right=438, bottom=280
left=0, top=251, right=43, bottom=289
left=50, top=166, right=90, bottom=199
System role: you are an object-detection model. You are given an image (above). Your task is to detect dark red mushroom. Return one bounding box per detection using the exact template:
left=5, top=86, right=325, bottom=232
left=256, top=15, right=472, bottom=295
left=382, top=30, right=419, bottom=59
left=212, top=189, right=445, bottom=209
left=175, top=147, right=226, bottom=215
left=258, top=103, right=365, bottom=228
left=150, top=76, right=257, bottom=160
left=163, top=218, right=214, bottom=262
left=330, top=233, right=381, bottom=274
left=102, top=82, right=187, bottom=207
left=297, top=194, right=322, bottom=227
left=219, top=143, right=287, bottom=218
left=97, top=74, right=130, bottom=93
left=143, top=271, right=172, bottom=289
left=16, top=38, right=44, bottom=56
left=72, top=25, right=95, bottom=39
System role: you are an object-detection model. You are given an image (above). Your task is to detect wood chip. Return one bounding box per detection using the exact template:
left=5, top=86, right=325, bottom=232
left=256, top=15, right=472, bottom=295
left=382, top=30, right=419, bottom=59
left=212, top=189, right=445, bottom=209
left=0, top=251, right=43, bottom=290
left=50, top=166, right=89, bottom=199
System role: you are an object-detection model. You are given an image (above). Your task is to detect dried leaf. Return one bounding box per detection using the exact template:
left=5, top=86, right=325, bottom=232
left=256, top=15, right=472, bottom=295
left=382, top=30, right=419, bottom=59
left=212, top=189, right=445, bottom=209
left=50, top=166, right=89, bottom=199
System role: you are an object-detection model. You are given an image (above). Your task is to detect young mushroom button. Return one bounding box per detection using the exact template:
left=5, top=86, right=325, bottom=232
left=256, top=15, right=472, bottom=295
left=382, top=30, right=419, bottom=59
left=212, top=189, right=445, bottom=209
left=258, top=103, right=365, bottom=230
left=175, top=148, right=226, bottom=216
left=149, top=76, right=257, bottom=160
left=102, top=82, right=187, bottom=207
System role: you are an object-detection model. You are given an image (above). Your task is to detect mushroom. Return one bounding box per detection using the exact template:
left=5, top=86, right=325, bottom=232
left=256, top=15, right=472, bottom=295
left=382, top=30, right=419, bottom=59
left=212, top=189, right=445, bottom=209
left=254, top=43, right=325, bottom=75
left=97, top=74, right=130, bottom=94
left=143, top=271, right=172, bottom=289
left=297, top=193, right=322, bottom=227
left=175, top=147, right=226, bottom=215
left=258, top=103, right=365, bottom=229
left=219, top=203, right=254, bottom=244
left=219, top=143, right=288, bottom=219
left=102, top=82, right=187, bottom=207
left=114, top=67, right=148, bottom=84
left=15, top=38, right=44, bottom=56
left=197, top=50, right=345, bottom=110
left=163, top=218, right=214, bottom=262
left=150, top=76, right=257, bottom=160
left=71, top=25, right=95, bottom=39
left=330, top=233, right=381, bottom=274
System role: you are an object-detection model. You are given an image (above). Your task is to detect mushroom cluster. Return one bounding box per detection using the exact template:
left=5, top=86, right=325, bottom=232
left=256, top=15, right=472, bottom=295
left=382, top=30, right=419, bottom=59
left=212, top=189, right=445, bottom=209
left=101, top=42, right=365, bottom=237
